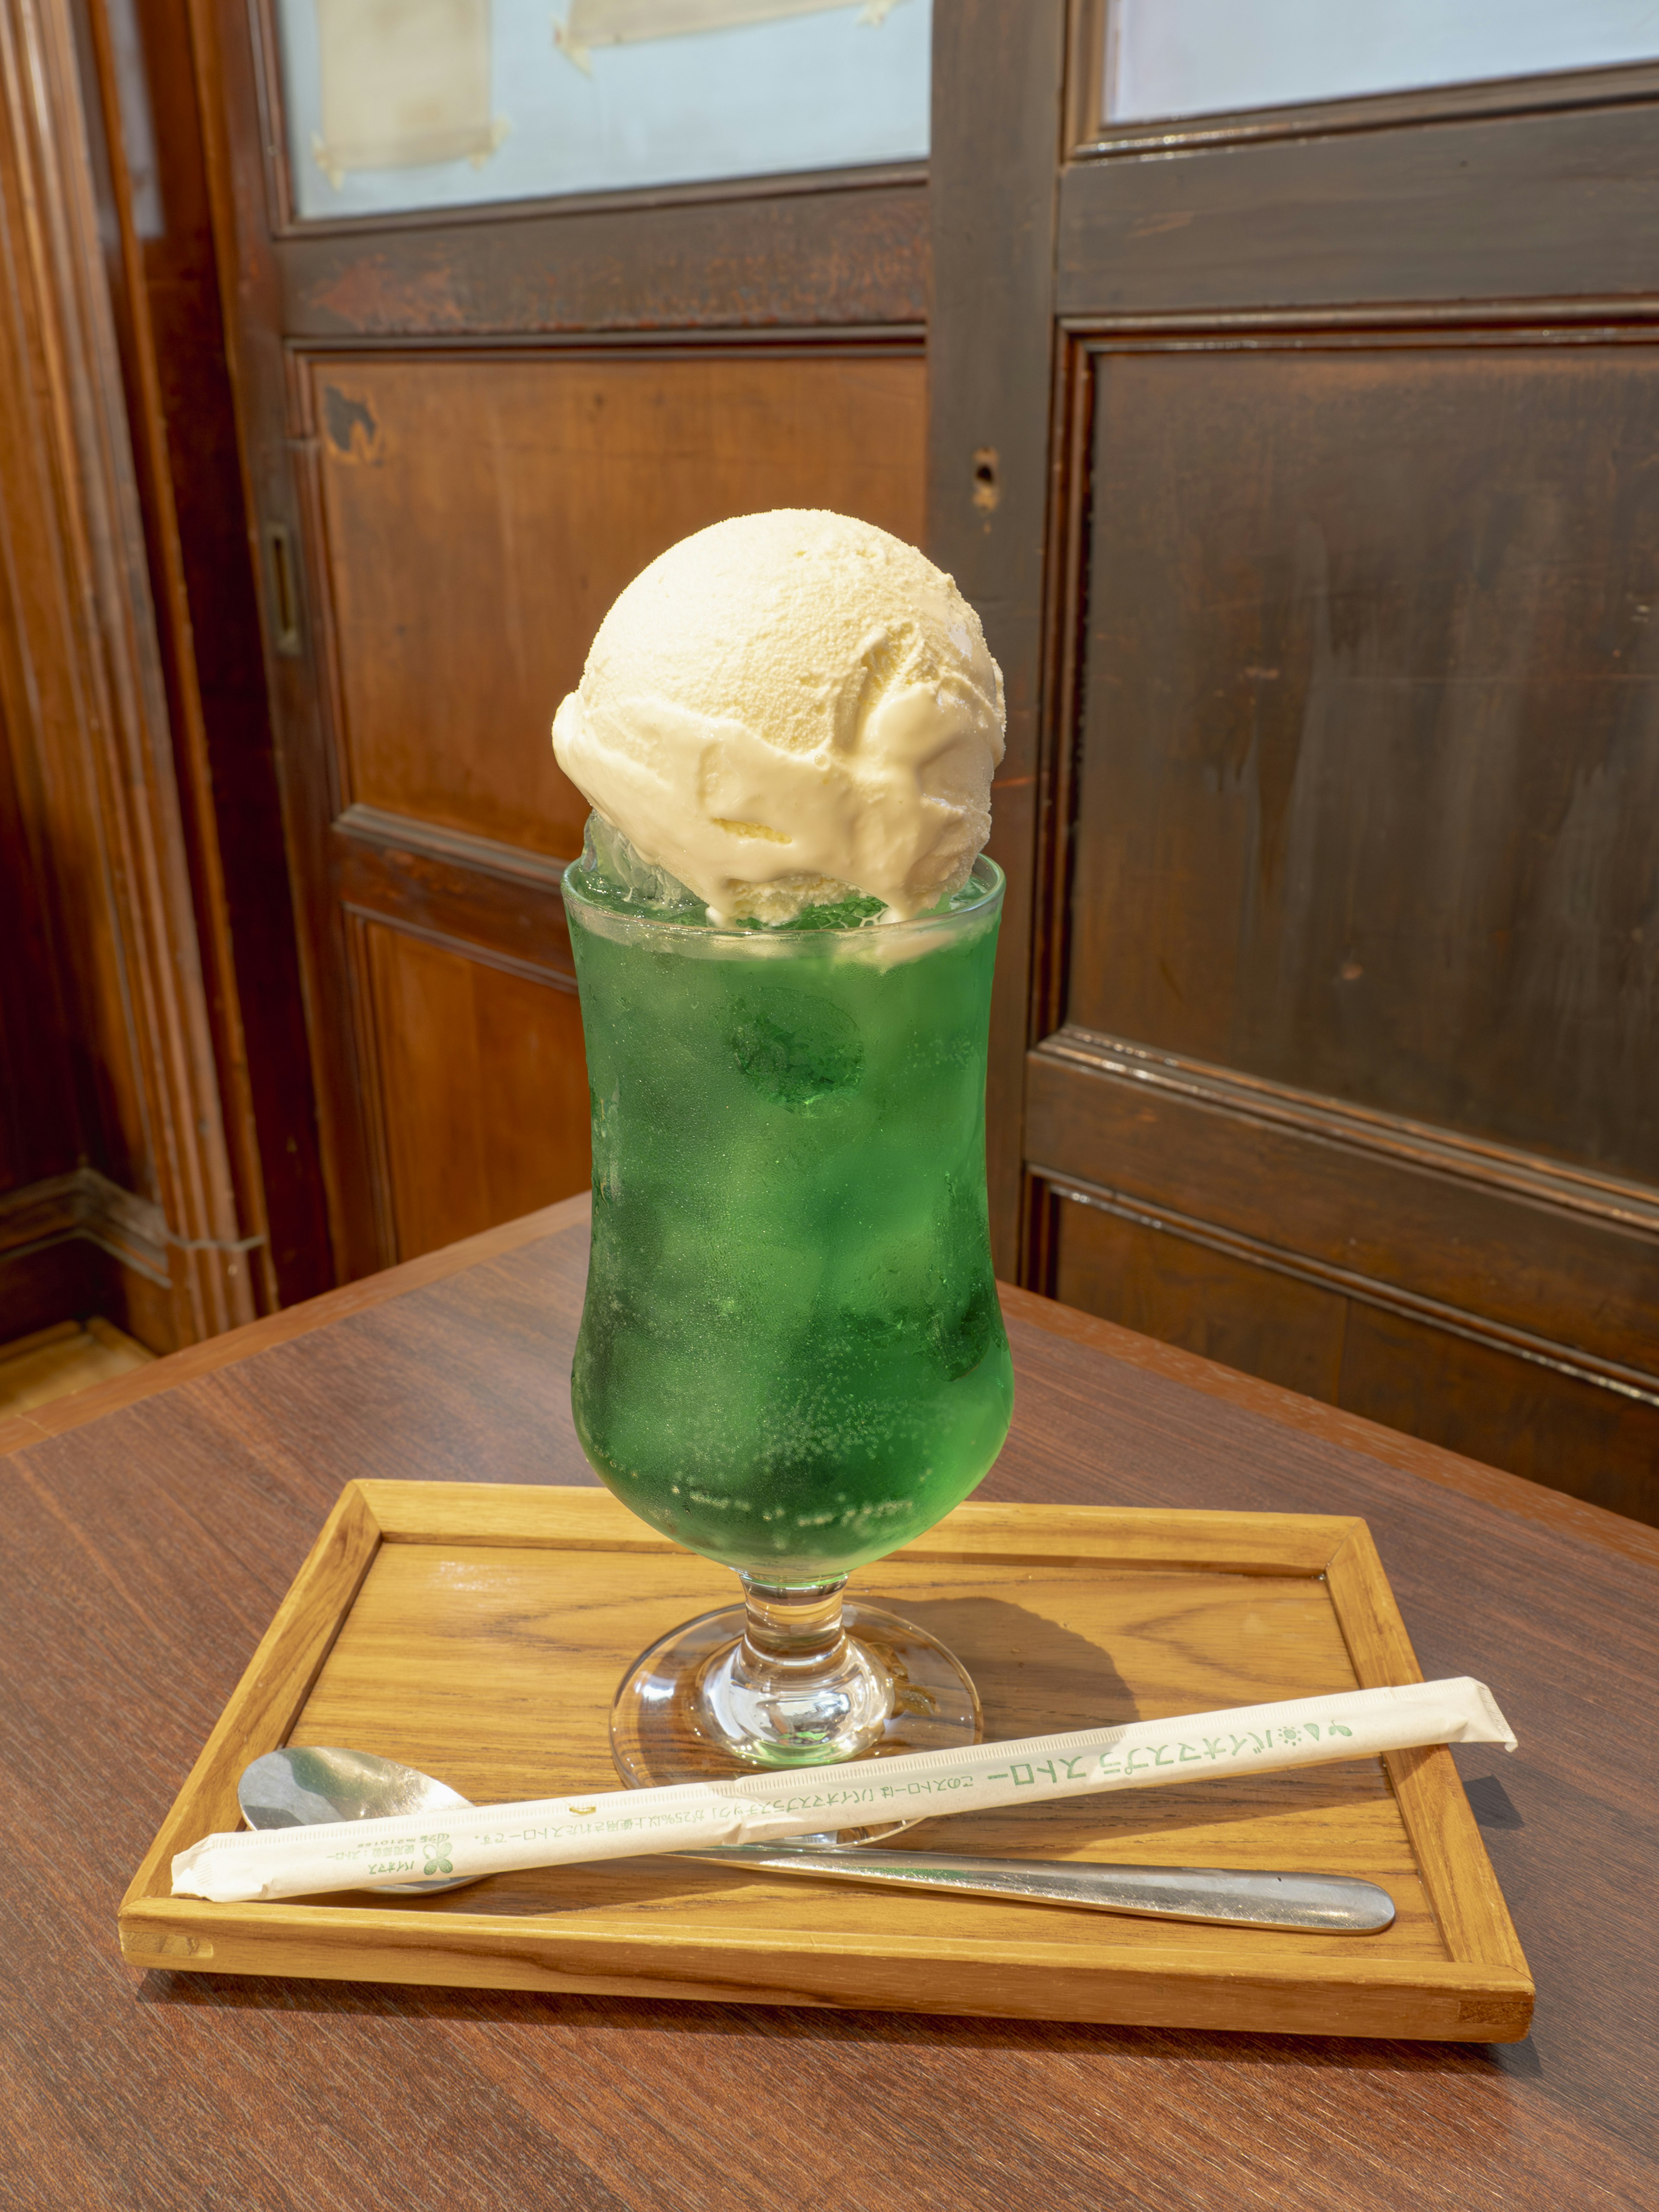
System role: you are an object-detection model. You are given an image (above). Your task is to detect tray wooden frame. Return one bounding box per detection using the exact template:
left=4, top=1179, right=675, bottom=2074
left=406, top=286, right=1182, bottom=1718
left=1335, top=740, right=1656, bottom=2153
left=120, top=1483, right=1532, bottom=2038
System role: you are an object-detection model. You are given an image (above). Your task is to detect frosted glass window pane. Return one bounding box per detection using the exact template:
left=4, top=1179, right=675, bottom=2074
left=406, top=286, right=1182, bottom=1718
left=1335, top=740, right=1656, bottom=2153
left=1105, top=0, right=1659, bottom=125
left=278, top=0, right=930, bottom=222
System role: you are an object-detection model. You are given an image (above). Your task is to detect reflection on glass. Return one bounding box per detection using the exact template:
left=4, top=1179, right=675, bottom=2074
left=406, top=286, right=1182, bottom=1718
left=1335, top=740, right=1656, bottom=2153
left=1104, top=0, right=1659, bottom=126
left=277, top=0, right=931, bottom=221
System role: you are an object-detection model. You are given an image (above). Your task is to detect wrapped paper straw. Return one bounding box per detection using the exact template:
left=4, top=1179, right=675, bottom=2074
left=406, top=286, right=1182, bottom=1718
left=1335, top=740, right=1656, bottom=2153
left=172, top=1675, right=1514, bottom=1904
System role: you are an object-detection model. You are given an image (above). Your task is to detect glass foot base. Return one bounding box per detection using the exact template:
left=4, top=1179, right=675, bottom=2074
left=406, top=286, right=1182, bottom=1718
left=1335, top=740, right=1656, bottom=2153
left=610, top=1600, right=982, bottom=1844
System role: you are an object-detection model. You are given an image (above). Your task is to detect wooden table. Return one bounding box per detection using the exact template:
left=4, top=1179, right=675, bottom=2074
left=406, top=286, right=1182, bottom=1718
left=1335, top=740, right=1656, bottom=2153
left=4, top=1197, right=1656, bottom=2210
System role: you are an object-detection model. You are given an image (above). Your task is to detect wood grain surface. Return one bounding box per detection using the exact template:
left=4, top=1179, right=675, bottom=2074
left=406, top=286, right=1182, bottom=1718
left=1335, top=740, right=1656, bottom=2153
left=310, top=350, right=926, bottom=862
left=3, top=1207, right=1655, bottom=2208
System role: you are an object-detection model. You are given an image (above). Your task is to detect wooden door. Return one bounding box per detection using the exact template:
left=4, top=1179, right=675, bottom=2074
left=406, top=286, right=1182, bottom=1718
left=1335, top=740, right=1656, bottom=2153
left=190, top=0, right=931, bottom=1276
left=932, top=3, right=1659, bottom=1522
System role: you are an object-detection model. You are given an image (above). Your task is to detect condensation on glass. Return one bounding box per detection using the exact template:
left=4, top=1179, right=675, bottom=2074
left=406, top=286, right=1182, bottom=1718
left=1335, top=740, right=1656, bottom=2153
left=1103, top=0, right=1659, bottom=127
left=276, top=0, right=931, bottom=223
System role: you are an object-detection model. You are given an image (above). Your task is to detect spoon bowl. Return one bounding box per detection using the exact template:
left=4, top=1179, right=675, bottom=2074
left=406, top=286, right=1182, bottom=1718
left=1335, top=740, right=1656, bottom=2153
left=238, top=1745, right=478, bottom=1893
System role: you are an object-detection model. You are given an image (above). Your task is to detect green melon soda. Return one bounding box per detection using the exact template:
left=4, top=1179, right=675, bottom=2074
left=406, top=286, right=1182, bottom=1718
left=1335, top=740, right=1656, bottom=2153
left=564, top=825, right=1012, bottom=1584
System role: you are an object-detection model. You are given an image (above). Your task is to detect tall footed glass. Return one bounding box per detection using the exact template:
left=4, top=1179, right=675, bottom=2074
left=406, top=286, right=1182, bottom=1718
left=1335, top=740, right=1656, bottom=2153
left=563, top=826, right=1012, bottom=1814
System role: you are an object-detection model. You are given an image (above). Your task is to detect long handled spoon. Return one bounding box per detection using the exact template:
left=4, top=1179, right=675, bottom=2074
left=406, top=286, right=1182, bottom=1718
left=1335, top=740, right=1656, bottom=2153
left=238, top=1745, right=1395, bottom=1934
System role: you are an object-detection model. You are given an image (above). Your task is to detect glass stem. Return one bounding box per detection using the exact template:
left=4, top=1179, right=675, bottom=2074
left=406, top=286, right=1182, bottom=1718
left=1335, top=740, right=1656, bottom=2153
left=701, top=1573, right=893, bottom=1764
left=736, top=1575, right=852, bottom=1683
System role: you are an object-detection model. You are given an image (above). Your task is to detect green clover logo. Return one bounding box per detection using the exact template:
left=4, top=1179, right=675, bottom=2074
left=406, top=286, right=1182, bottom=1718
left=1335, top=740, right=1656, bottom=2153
left=421, top=1834, right=453, bottom=1876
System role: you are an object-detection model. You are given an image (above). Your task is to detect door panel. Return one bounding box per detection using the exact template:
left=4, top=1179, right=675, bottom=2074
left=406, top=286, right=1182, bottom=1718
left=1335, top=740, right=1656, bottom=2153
left=1024, top=1041, right=1659, bottom=1381
left=1335, top=1299, right=1659, bottom=1524
left=1048, top=1181, right=1659, bottom=1525
left=362, top=922, right=590, bottom=1261
left=311, top=352, right=927, bottom=856
left=302, top=343, right=925, bottom=1265
left=1052, top=1195, right=1348, bottom=1403
left=928, top=2, right=1659, bottom=1519
left=1070, top=340, right=1659, bottom=1178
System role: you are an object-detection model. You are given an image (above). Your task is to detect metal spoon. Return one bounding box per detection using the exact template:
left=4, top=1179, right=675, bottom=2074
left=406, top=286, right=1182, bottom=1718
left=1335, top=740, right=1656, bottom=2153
left=238, top=1745, right=1396, bottom=1934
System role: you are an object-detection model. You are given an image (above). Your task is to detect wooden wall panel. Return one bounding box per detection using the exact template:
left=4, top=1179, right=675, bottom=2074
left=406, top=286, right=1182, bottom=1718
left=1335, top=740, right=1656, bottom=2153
left=1336, top=1300, right=1659, bottom=1524
left=1052, top=1196, right=1348, bottom=1404
left=1047, top=1190, right=1659, bottom=1526
left=1070, top=340, right=1659, bottom=1182
left=334, top=806, right=570, bottom=979
left=309, top=353, right=928, bottom=858
left=361, top=923, right=590, bottom=1262
left=1027, top=1039, right=1659, bottom=1516
left=1026, top=1040, right=1659, bottom=1380
left=1031, top=326, right=1659, bottom=1521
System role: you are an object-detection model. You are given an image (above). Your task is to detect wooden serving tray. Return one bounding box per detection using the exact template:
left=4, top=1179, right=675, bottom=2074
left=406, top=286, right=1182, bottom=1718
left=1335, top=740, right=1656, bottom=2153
left=120, top=1483, right=1532, bottom=2039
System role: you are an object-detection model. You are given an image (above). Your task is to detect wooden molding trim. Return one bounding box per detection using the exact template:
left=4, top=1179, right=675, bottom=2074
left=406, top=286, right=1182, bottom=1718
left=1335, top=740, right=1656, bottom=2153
left=342, top=905, right=578, bottom=998
left=929, top=0, right=1070, bottom=1276
left=0, top=1166, right=170, bottom=1284
left=1028, top=335, right=1094, bottom=1066
left=1062, top=303, right=1659, bottom=337
left=1036, top=1166, right=1659, bottom=1413
left=1027, top=1032, right=1659, bottom=1380
left=79, top=0, right=329, bottom=1314
left=274, top=159, right=929, bottom=245
left=1076, top=51, right=1659, bottom=161
left=278, top=180, right=931, bottom=341
left=0, top=1192, right=594, bottom=1457
left=0, top=0, right=255, bottom=1344
left=334, top=803, right=570, bottom=892
left=998, top=1283, right=1659, bottom=1573
left=1057, top=102, right=1659, bottom=320
left=332, top=807, right=575, bottom=992
left=1038, top=1027, right=1659, bottom=1239
left=293, top=325, right=931, bottom=359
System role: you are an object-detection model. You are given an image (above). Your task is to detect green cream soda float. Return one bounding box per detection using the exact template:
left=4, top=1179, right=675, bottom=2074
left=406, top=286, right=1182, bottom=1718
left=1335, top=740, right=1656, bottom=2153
left=554, top=510, right=1013, bottom=1787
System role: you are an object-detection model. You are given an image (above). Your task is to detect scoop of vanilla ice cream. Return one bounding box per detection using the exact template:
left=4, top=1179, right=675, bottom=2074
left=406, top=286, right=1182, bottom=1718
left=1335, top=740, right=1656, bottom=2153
left=552, top=509, right=1004, bottom=925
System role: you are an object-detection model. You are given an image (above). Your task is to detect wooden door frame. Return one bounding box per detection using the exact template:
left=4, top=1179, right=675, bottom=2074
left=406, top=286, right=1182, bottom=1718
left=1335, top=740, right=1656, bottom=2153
left=0, top=0, right=258, bottom=1344
left=928, top=0, right=1070, bottom=1278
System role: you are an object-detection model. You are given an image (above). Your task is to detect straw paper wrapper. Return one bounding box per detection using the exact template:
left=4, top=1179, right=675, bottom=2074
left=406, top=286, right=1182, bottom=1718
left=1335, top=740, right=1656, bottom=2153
left=172, top=1676, right=1514, bottom=1904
